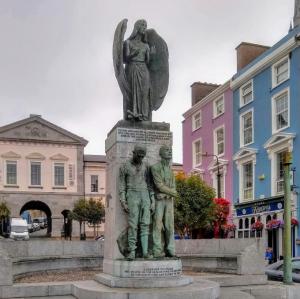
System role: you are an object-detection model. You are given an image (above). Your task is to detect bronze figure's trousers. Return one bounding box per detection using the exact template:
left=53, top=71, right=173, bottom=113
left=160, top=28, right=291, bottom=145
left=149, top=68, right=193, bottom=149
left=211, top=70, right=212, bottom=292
left=153, top=198, right=175, bottom=256
left=127, top=190, right=151, bottom=254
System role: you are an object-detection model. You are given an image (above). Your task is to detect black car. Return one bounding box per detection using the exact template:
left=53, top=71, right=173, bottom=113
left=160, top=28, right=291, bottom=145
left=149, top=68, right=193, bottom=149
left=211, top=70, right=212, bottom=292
left=265, top=258, right=300, bottom=282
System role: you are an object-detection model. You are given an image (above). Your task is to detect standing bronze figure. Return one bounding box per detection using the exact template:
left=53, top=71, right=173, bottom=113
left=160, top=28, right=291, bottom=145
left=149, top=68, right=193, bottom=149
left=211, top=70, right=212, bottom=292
left=118, top=145, right=155, bottom=260
left=113, top=19, right=169, bottom=121
left=151, top=145, right=177, bottom=258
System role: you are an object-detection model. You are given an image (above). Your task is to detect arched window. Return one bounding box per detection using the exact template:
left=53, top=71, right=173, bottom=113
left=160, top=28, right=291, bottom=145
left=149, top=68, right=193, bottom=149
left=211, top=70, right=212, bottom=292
left=239, top=219, right=243, bottom=229
left=245, top=218, right=249, bottom=229
left=251, top=217, right=255, bottom=225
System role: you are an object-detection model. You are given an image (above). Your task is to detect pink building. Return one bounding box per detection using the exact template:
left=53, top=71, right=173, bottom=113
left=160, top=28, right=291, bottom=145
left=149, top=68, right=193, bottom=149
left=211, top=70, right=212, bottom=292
left=182, top=81, right=233, bottom=203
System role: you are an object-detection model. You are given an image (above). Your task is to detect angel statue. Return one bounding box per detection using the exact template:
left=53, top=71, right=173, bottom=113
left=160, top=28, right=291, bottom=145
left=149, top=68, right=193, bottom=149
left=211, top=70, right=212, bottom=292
left=113, top=19, right=169, bottom=121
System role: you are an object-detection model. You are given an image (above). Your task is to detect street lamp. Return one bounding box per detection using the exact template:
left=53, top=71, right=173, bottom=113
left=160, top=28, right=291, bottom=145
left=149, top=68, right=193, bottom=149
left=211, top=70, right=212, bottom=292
left=202, top=152, right=221, bottom=198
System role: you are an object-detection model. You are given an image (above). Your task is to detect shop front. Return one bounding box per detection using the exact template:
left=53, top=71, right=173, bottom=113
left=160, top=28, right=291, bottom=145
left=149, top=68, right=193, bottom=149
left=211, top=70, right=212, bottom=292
left=233, top=195, right=298, bottom=262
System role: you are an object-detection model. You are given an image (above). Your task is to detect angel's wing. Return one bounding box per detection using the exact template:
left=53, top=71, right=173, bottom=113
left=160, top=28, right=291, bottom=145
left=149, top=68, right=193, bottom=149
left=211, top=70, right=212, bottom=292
left=147, top=29, right=169, bottom=111
left=113, top=19, right=131, bottom=117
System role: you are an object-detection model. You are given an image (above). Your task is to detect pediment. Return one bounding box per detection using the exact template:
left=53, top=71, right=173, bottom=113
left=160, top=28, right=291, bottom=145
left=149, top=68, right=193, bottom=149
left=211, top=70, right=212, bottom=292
left=50, top=153, right=69, bottom=161
left=1, top=151, right=21, bottom=159
left=233, top=147, right=258, bottom=161
left=0, top=116, right=88, bottom=146
left=264, top=133, right=296, bottom=150
left=25, top=153, right=46, bottom=160
left=208, top=158, right=228, bottom=171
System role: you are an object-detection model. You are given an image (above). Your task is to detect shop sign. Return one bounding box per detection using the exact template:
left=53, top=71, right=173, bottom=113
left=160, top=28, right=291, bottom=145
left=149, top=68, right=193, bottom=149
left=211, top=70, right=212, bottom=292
left=236, top=200, right=284, bottom=216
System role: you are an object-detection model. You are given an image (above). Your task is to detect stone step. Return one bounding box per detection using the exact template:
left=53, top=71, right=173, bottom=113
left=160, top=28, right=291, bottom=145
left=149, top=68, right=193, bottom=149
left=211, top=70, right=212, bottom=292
left=220, top=288, right=255, bottom=299
left=72, top=279, right=220, bottom=299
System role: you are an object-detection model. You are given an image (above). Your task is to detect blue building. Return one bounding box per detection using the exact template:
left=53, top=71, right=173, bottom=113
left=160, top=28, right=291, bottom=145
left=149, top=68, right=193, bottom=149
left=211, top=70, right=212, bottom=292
left=231, top=4, right=300, bottom=260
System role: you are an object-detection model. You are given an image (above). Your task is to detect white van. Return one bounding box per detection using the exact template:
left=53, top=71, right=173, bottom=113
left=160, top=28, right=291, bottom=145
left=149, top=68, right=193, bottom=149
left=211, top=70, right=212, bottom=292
left=10, top=218, right=29, bottom=240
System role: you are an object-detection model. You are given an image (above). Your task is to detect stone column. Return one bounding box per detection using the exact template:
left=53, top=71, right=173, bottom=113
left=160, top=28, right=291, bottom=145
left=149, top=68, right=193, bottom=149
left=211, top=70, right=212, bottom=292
left=103, top=120, right=172, bottom=275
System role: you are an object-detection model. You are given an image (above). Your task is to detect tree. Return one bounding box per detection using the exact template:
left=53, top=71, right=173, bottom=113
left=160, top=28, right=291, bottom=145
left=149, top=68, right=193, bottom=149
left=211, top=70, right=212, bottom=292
left=174, top=173, right=216, bottom=239
left=86, top=198, right=105, bottom=238
left=70, top=198, right=88, bottom=239
left=0, top=201, right=10, bottom=236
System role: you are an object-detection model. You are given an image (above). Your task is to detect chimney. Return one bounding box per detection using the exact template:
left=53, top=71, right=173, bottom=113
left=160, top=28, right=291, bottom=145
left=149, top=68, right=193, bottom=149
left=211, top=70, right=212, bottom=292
left=236, top=42, right=270, bottom=72
left=294, top=0, right=300, bottom=28
left=191, top=82, right=220, bottom=106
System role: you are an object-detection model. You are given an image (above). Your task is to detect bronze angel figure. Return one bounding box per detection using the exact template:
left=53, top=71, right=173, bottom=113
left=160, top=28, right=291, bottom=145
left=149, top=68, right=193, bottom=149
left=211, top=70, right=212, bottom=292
left=113, top=19, right=169, bottom=121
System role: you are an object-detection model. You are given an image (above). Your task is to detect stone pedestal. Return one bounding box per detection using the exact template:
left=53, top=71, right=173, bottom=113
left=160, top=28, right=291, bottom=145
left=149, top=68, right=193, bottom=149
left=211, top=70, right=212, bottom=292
left=104, top=120, right=173, bottom=277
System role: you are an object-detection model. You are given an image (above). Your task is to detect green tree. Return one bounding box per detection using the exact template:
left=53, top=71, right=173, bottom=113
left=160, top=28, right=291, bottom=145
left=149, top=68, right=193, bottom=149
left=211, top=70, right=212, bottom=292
left=86, top=198, right=105, bottom=238
left=70, top=198, right=88, bottom=238
left=174, top=173, right=216, bottom=239
left=0, top=201, right=10, bottom=236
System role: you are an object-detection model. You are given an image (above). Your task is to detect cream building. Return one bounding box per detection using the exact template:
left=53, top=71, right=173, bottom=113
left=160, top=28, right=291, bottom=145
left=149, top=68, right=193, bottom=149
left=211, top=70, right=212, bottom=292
left=0, top=115, right=87, bottom=237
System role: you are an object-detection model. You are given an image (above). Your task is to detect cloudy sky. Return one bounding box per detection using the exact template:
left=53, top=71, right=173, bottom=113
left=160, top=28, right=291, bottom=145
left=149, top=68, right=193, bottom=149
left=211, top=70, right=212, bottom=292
left=0, top=0, right=295, bottom=162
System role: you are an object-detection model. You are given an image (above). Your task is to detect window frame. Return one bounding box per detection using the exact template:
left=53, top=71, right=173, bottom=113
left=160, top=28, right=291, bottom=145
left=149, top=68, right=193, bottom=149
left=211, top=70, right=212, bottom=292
left=272, top=55, right=290, bottom=89
left=212, top=170, right=225, bottom=198
left=213, top=125, right=225, bottom=157
left=271, top=88, right=290, bottom=134
left=213, top=95, right=225, bottom=118
left=5, top=160, right=17, bottom=186
left=53, top=162, right=66, bottom=187
left=192, top=110, right=202, bottom=131
left=30, top=161, right=42, bottom=187
left=239, top=79, right=254, bottom=107
left=240, top=160, right=254, bottom=202
left=240, top=108, right=254, bottom=147
left=91, top=175, right=99, bottom=193
left=192, top=138, right=202, bottom=168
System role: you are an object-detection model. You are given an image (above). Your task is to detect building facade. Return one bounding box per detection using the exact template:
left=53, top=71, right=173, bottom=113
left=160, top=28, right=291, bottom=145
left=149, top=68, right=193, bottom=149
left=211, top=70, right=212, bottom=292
left=0, top=114, right=88, bottom=237
left=182, top=81, right=233, bottom=203
left=231, top=25, right=300, bottom=258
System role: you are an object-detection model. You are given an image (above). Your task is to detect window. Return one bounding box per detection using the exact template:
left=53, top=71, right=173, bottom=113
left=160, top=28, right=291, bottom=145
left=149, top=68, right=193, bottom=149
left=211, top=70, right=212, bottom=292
left=6, top=161, right=17, bottom=185
left=91, top=175, right=99, bottom=192
left=54, top=163, right=65, bottom=186
left=275, top=150, right=287, bottom=194
left=31, top=162, right=41, bottom=186
left=240, top=110, right=253, bottom=146
left=214, top=126, right=225, bottom=156
left=213, top=96, right=224, bottom=118
left=272, top=89, right=289, bottom=133
left=193, top=139, right=202, bottom=167
left=242, top=161, right=253, bottom=201
left=240, top=80, right=253, bottom=107
left=272, top=56, right=289, bottom=88
left=192, top=111, right=201, bottom=131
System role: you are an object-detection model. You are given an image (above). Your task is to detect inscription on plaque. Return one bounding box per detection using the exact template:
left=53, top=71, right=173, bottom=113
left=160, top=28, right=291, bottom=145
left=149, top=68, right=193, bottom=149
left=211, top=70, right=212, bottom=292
left=105, top=127, right=172, bottom=151
left=125, top=267, right=181, bottom=278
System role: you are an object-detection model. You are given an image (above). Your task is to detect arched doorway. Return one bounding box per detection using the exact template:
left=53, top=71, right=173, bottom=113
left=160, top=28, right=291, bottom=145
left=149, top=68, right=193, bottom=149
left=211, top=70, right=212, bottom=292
left=20, top=201, right=52, bottom=236
left=61, top=210, right=72, bottom=240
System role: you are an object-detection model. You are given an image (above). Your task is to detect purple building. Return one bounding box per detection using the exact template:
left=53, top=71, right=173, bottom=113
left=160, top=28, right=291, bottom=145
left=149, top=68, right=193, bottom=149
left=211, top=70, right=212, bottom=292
left=182, top=81, right=233, bottom=204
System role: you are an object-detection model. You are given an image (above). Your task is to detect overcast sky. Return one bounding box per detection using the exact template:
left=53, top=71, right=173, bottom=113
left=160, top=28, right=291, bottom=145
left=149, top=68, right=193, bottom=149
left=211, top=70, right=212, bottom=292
left=0, top=0, right=295, bottom=162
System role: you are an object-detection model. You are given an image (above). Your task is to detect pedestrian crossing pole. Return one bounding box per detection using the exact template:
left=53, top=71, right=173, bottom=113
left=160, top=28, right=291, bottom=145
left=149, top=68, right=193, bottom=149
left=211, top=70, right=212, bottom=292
left=283, top=151, right=293, bottom=285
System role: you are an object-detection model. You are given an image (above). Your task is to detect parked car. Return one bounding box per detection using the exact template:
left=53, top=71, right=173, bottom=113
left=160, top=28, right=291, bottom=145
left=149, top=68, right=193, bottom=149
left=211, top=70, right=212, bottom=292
left=27, top=223, right=34, bottom=233
left=32, top=218, right=46, bottom=229
left=265, top=258, right=300, bottom=282
left=32, top=222, right=40, bottom=231
left=10, top=218, right=29, bottom=240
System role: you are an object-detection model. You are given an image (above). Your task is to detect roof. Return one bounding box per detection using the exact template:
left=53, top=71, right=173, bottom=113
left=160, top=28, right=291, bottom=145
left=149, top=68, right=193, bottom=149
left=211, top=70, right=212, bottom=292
left=0, top=115, right=88, bottom=146
left=84, top=154, right=107, bottom=163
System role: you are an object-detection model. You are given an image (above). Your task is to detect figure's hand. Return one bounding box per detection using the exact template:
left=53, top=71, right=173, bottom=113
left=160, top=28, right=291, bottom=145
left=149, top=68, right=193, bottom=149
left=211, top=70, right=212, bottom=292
left=121, top=201, right=129, bottom=213
left=150, top=202, right=155, bottom=214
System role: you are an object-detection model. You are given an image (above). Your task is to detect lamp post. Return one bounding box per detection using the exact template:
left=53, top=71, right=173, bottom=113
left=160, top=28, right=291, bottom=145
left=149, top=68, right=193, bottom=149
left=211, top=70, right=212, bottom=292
left=202, top=152, right=221, bottom=198
left=283, top=151, right=293, bottom=285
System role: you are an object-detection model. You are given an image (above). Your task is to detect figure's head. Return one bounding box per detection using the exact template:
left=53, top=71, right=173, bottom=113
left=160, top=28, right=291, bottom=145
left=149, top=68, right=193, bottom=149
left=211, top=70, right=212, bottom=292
left=129, top=19, right=147, bottom=41
left=159, top=145, right=172, bottom=160
left=132, top=144, right=146, bottom=162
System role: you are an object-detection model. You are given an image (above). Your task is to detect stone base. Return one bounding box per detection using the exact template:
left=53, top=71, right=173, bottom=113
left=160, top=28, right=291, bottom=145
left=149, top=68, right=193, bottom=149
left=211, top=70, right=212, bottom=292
left=103, top=258, right=182, bottom=278
left=95, top=273, right=193, bottom=288
left=73, top=279, right=220, bottom=299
